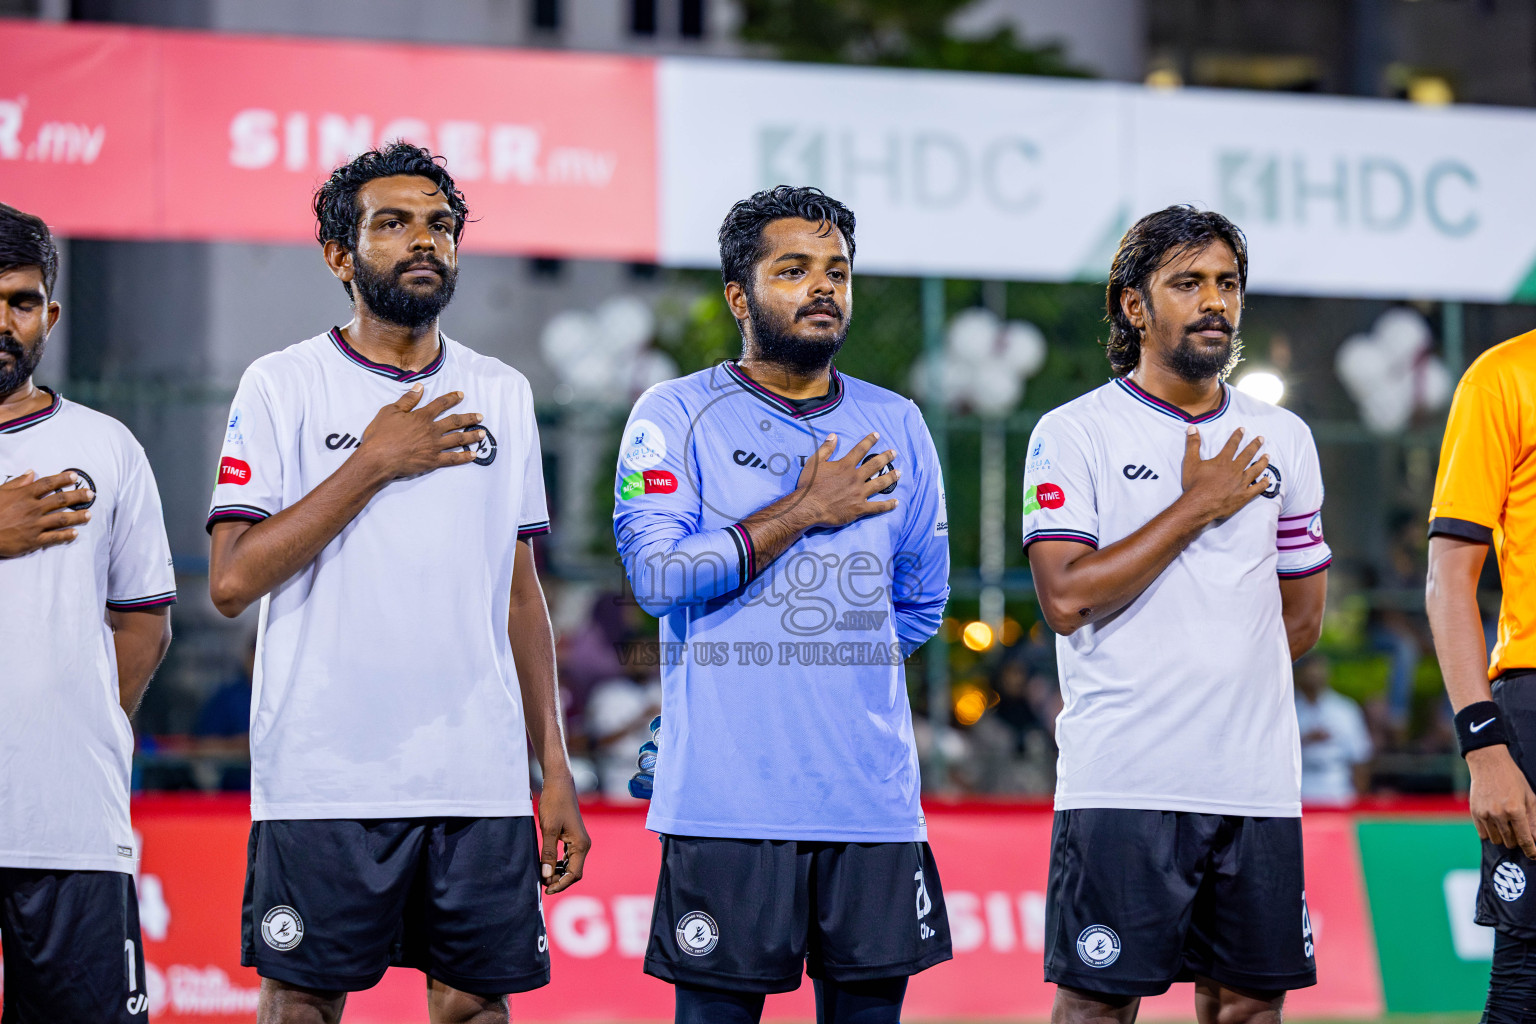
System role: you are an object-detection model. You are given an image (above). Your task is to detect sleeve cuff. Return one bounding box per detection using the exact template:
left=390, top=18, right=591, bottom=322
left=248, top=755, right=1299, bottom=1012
left=517, top=520, right=551, bottom=539
left=206, top=504, right=271, bottom=533
left=1023, top=528, right=1099, bottom=553
left=106, top=591, right=177, bottom=611
left=1428, top=516, right=1495, bottom=544
left=727, top=523, right=756, bottom=584
left=1277, top=555, right=1332, bottom=580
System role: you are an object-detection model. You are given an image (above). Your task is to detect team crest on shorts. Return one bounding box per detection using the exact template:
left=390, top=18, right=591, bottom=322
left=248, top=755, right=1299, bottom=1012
left=1076, top=924, right=1121, bottom=967
left=1495, top=861, right=1528, bottom=902
left=261, top=905, right=305, bottom=950
left=676, top=911, right=719, bottom=956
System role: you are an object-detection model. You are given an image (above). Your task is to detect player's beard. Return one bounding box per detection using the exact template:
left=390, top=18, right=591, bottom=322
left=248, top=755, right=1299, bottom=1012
left=0, top=331, right=45, bottom=399
left=352, top=253, right=458, bottom=329
left=1160, top=314, right=1243, bottom=383
left=745, top=292, right=849, bottom=375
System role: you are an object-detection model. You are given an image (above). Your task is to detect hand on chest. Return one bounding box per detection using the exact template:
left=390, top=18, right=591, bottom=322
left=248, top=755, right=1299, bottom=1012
left=305, top=386, right=503, bottom=484
left=700, top=412, right=899, bottom=529
left=1104, top=426, right=1283, bottom=533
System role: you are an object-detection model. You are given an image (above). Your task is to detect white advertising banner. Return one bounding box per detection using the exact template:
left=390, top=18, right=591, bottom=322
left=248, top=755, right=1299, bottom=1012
left=1130, top=89, right=1536, bottom=301
left=658, top=59, right=1128, bottom=282
left=659, top=58, right=1536, bottom=301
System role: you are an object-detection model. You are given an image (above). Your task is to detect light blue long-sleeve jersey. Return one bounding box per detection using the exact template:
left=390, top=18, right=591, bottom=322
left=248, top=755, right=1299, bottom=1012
left=614, top=361, right=950, bottom=841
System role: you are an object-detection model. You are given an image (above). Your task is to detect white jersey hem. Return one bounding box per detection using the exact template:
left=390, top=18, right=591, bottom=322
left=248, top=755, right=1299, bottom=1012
left=646, top=813, right=927, bottom=842
left=1053, top=794, right=1301, bottom=817
left=0, top=851, right=136, bottom=873
left=252, top=801, right=535, bottom=821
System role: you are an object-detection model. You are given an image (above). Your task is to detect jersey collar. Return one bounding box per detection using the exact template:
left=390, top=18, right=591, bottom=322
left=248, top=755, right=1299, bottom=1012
left=328, top=327, right=446, bottom=383
left=723, top=360, right=845, bottom=420
left=0, top=387, right=62, bottom=434
left=1114, top=376, right=1230, bottom=424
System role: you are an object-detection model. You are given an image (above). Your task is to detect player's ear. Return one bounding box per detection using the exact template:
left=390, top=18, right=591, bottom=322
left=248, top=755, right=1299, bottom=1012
left=724, top=281, right=750, bottom=323
left=1121, top=285, right=1147, bottom=330
left=45, top=301, right=60, bottom=333
left=322, top=240, right=355, bottom=285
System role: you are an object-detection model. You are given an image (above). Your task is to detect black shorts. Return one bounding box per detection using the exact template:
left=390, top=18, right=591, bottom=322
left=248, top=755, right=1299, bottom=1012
left=1045, top=809, right=1316, bottom=997
left=1477, top=673, right=1536, bottom=936
left=241, top=817, right=549, bottom=994
left=0, top=867, right=149, bottom=1023
left=644, top=835, right=952, bottom=993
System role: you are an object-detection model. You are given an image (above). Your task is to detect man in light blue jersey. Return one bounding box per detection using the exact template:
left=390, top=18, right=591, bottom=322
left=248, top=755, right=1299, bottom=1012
left=613, top=186, right=952, bottom=1024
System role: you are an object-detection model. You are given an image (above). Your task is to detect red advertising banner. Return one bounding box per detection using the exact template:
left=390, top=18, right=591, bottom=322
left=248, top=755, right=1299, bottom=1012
left=0, top=20, right=656, bottom=259
left=0, top=21, right=160, bottom=237
left=4, top=798, right=1381, bottom=1022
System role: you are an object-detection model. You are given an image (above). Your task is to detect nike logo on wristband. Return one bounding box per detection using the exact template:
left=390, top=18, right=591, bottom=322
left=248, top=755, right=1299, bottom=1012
left=1471, top=719, right=1496, bottom=733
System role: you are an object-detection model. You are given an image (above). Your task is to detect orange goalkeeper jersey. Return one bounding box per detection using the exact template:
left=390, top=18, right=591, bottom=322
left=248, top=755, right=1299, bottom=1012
left=1430, top=329, right=1536, bottom=679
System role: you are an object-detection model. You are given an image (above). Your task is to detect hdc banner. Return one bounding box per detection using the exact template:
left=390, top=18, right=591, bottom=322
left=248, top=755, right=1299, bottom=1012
left=3, top=798, right=1382, bottom=1023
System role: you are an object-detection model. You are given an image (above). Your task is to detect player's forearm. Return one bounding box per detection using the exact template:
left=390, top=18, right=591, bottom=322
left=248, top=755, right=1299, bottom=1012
left=1427, top=537, right=1495, bottom=710
left=1035, top=496, right=1209, bottom=634
left=209, top=452, right=391, bottom=617
left=509, top=563, right=573, bottom=782
left=110, top=606, right=171, bottom=717
left=738, top=486, right=825, bottom=573
left=1280, top=572, right=1327, bottom=661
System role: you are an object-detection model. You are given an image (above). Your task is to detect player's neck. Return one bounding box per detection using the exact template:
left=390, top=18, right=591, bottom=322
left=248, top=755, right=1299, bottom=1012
left=1128, top=362, right=1224, bottom=418
left=735, top=357, right=832, bottom=400
left=340, top=309, right=441, bottom=373
left=0, top=378, right=49, bottom=422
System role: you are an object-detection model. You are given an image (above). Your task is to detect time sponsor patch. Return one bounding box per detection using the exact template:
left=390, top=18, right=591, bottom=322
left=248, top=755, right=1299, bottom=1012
left=620, top=469, right=678, bottom=500
left=218, top=457, right=252, bottom=486
left=1023, top=482, right=1065, bottom=515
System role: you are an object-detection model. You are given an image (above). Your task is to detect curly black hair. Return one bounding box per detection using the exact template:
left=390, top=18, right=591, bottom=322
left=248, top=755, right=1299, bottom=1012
left=1105, top=205, right=1248, bottom=377
left=0, top=203, right=58, bottom=297
left=718, top=185, right=856, bottom=292
left=313, top=141, right=469, bottom=298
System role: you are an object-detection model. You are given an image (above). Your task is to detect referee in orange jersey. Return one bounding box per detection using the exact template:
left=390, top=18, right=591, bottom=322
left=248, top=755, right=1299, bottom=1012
left=1427, top=329, right=1536, bottom=1024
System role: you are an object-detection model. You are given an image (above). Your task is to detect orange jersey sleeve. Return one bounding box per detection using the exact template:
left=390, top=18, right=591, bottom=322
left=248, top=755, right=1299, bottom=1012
left=1430, top=371, right=1516, bottom=544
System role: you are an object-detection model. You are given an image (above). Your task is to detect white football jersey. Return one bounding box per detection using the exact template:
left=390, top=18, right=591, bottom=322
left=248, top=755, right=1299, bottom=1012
left=0, top=391, right=175, bottom=871
left=208, top=330, right=550, bottom=820
left=1023, top=378, right=1331, bottom=817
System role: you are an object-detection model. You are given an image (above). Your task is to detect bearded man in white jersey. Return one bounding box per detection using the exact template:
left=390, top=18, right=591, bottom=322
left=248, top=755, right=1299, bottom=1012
left=1023, top=206, right=1330, bottom=1024
left=206, top=143, right=589, bottom=1024
left=0, top=204, right=175, bottom=1022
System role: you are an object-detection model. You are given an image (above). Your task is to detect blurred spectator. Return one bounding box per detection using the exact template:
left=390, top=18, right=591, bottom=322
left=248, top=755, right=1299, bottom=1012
left=1365, top=513, right=1433, bottom=735
left=189, top=634, right=256, bottom=790
left=554, top=587, right=643, bottom=739
left=1294, top=655, right=1372, bottom=804
left=585, top=671, right=662, bottom=798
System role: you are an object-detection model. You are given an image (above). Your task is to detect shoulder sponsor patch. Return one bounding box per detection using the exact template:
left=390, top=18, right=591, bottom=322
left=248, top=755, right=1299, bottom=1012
left=218, top=457, right=252, bottom=486
left=621, top=469, right=679, bottom=500
left=1025, top=432, right=1056, bottom=479
left=225, top=409, right=245, bottom=445
left=1023, top=482, right=1065, bottom=515
left=622, top=418, right=667, bottom=470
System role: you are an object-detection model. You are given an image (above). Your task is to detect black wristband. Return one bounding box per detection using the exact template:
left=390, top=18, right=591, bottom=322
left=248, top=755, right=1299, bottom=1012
left=1455, top=700, right=1510, bottom=756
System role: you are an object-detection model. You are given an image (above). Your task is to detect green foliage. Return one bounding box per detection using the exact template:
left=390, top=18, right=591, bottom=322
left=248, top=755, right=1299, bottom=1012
left=739, top=0, right=1090, bottom=77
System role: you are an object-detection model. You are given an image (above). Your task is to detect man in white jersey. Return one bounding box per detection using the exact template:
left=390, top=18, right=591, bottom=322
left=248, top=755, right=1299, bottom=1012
left=1023, top=206, right=1330, bottom=1024
left=0, top=204, right=174, bottom=1022
left=206, top=143, right=589, bottom=1024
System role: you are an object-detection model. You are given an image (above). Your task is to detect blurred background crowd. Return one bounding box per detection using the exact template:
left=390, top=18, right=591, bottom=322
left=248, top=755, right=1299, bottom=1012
left=10, top=0, right=1526, bottom=802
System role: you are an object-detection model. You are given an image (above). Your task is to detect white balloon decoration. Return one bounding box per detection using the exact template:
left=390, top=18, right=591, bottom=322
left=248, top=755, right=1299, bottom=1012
left=1335, top=308, right=1454, bottom=435
left=539, top=296, right=673, bottom=404
left=911, top=307, right=1048, bottom=416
